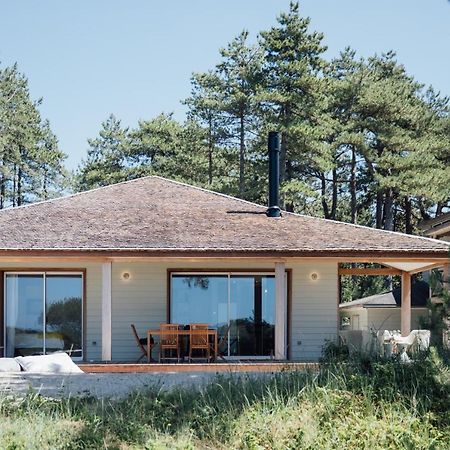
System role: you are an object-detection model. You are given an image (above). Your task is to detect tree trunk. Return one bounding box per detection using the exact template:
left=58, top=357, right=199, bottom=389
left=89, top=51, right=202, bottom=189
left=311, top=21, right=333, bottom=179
left=376, top=190, right=384, bottom=229
left=330, top=168, right=338, bottom=220
left=239, top=113, right=245, bottom=197
left=42, top=168, right=48, bottom=201
left=207, top=118, right=213, bottom=185
left=12, top=164, right=16, bottom=207
left=17, top=167, right=22, bottom=206
left=0, top=160, right=4, bottom=209
left=350, top=146, right=357, bottom=224
left=320, top=173, right=330, bottom=219
left=404, top=197, right=413, bottom=234
left=383, top=188, right=395, bottom=231
left=436, top=201, right=444, bottom=218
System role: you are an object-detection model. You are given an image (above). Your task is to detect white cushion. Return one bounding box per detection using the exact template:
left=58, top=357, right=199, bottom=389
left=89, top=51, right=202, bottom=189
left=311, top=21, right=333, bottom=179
left=15, top=353, right=83, bottom=374
left=0, top=358, right=22, bottom=372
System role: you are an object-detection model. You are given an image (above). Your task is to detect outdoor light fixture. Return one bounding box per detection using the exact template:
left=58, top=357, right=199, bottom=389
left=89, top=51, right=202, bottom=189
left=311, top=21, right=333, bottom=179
left=122, top=272, right=130, bottom=280
left=310, top=272, right=319, bottom=281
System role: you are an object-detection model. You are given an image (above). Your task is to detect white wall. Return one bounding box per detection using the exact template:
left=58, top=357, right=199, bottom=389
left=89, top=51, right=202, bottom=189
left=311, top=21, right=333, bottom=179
left=0, top=259, right=340, bottom=363
left=340, top=307, right=428, bottom=332
left=111, top=260, right=339, bottom=362
left=290, top=262, right=338, bottom=361
left=366, top=308, right=427, bottom=332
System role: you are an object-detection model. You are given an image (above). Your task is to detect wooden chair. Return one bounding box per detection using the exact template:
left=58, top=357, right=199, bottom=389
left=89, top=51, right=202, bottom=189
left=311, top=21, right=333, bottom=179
left=159, top=324, right=181, bottom=362
left=189, top=324, right=210, bottom=362
left=131, top=324, right=155, bottom=363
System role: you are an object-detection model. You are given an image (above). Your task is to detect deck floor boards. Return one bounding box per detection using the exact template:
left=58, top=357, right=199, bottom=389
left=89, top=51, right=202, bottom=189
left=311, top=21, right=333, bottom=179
left=79, top=362, right=319, bottom=373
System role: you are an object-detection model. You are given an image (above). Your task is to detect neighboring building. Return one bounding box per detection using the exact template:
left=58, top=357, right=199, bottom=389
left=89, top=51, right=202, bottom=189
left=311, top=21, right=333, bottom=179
left=339, top=281, right=430, bottom=332
left=0, top=175, right=448, bottom=363
left=420, top=212, right=450, bottom=242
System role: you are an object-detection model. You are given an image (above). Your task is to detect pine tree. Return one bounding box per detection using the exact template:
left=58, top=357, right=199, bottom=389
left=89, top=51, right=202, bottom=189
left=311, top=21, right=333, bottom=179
left=258, top=1, right=328, bottom=210
left=75, top=114, right=129, bottom=191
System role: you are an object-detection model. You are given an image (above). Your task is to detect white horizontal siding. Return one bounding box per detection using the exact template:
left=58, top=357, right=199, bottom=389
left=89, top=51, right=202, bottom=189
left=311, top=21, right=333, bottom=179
left=112, top=263, right=167, bottom=361
left=0, top=259, right=340, bottom=363
left=366, top=308, right=427, bottom=332
left=290, top=262, right=338, bottom=361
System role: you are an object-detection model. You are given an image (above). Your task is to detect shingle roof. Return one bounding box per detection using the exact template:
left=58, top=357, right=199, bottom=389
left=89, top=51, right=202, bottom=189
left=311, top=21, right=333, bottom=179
left=0, top=176, right=449, bottom=257
left=339, top=281, right=430, bottom=309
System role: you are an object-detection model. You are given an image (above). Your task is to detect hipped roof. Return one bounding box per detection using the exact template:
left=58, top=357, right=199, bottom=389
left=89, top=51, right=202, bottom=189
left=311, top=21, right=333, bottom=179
left=0, top=176, right=449, bottom=258
left=339, top=281, right=430, bottom=309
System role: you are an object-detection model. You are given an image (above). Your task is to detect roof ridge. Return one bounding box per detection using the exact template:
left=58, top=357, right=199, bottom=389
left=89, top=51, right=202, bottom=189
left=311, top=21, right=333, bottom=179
left=153, top=177, right=450, bottom=248
left=0, top=173, right=448, bottom=249
left=284, top=210, right=450, bottom=248
left=151, top=175, right=267, bottom=210
left=0, top=175, right=158, bottom=214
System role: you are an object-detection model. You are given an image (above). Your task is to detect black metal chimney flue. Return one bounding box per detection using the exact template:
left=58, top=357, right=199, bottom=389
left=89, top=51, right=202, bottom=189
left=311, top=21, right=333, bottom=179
left=266, top=131, right=281, bottom=218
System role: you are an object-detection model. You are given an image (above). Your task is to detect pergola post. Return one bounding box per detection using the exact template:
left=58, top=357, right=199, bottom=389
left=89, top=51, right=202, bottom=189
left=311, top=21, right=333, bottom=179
left=102, top=261, right=112, bottom=361
left=443, top=264, right=449, bottom=292
left=401, top=271, right=412, bottom=337
left=275, top=262, right=286, bottom=360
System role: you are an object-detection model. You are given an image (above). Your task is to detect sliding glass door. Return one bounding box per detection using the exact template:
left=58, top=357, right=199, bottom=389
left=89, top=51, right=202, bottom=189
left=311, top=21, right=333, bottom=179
left=170, top=273, right=278, bottom=358
left=5, top=272, right=83, bottom=359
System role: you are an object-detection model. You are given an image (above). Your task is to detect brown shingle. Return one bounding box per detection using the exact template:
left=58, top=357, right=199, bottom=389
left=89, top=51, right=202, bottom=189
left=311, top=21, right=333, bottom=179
left=0, top=176, right=448, bottom=257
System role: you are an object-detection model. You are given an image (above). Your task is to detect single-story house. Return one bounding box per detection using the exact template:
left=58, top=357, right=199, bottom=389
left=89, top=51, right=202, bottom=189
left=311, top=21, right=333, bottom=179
left=0, top=135, right=448, bottom=363
left=420, top=212, right=450, bottom=242
left=339, top=281, right=430, bottom=332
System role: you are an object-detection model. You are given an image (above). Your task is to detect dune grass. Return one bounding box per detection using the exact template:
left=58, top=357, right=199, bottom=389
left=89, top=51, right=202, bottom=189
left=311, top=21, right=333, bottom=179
left=0, top=349, right=449, bottom=449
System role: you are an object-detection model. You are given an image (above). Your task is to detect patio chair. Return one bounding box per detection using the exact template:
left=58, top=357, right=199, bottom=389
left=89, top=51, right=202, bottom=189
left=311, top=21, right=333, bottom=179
left=189, top=324, right=210, bottom=362
left=159, top=324, right=181, bottom=362
left=131, top=324, right=155, bottom=363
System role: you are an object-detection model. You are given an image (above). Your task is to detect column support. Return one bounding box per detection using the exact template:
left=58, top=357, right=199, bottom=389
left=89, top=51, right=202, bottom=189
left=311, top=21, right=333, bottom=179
left=401, top=271, right=412, bottom=337
left=443, top=264, right=449, bottom=292
left=275, top=262, right=286, bottom=360
left=102, top=261, right=112, bottom=361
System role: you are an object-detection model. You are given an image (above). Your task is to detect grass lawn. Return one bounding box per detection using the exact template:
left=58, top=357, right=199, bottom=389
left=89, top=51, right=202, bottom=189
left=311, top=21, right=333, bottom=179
left=0, top=349, right=449, bottom=449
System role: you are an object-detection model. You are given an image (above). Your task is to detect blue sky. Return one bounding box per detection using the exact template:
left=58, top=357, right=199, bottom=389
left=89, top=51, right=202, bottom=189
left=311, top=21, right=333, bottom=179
left=1, top=1, right=449, bottom=170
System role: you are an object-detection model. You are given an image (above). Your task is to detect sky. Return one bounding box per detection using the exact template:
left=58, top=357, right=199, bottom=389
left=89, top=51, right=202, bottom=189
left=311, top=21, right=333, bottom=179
left=1, top=0, right=449, bottom=170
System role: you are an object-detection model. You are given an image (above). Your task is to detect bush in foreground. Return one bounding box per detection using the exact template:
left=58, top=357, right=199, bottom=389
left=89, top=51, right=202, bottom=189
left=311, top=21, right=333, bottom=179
left=0, top=349, right=449, bottom=449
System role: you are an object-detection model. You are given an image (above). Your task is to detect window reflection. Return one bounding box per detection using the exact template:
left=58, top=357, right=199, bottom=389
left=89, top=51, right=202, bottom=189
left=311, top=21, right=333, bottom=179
left=5, top=273, right=83, bottom=359
left=171, top=274, right=276, bottom=357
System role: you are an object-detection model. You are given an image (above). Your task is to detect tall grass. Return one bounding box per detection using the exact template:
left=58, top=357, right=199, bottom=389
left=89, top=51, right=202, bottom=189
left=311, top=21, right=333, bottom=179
left=0, top=349, right=449, bottom=449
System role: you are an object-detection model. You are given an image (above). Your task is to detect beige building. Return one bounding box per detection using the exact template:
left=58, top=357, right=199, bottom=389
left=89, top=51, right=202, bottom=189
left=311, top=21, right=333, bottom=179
left=0, top=176, right=448, bottom=363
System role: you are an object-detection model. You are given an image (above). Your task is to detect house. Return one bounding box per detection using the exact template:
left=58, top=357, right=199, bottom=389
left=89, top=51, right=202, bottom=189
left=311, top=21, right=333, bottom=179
left=420, top=212, right=450, bottom=242
left=339, top=280, right=430, bottom=332
left=0, top=174, right=448, bottom=364
left=0, top=133, right=448, bottom=364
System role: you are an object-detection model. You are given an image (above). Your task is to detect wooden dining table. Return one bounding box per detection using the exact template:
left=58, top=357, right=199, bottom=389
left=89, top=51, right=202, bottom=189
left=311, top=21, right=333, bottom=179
left=147, top=328, right=218, bottom=363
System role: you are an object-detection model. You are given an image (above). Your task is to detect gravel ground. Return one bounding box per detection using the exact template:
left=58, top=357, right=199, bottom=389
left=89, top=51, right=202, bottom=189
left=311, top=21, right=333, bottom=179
left=0, top=371, right=265, bottom=399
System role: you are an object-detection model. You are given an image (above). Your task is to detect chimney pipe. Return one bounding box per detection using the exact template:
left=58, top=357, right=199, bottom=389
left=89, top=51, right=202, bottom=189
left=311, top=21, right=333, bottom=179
left=267, top=131, right=281, bottom=218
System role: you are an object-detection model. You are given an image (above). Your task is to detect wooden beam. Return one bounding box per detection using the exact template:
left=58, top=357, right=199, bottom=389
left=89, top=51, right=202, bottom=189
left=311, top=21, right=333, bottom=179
left=101, top=262, right=112, bottom=361
left=401, top=272, right=412, bottom=337
left=407, top=262, right=448, bottom=275
left=275, top=262, right=286, bottom=360
left=338, top=267, right=402, bottom=276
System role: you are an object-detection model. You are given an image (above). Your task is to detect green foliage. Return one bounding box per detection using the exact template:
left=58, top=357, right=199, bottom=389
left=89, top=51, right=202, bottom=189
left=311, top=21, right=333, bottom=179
left=0, top=352, right=449, bottom=449
left=0, top=63, right=67, bottom=206
left=75, top=1, right=449, bottom=244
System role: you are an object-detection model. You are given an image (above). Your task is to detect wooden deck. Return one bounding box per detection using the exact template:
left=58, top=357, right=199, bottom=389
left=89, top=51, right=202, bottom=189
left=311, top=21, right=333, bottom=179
left=79, top=361, right=319, bottom=373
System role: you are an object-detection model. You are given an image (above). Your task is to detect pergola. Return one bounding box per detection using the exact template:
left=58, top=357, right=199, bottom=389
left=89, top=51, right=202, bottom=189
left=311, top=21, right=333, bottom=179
left=338, top=259, right=449, bottom=337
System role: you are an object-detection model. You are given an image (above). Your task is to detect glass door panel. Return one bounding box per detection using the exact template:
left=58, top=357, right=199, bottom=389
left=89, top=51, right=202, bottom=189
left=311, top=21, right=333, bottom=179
left=229, top=275, right=275, bottom=357
left=46, top=275, right=83, bottom=358
left=229, top=276, right=256, bottom=356
left=261, top=276, right=275, bottom=356
left=171, top=275, right=228, bottom=333
left=170, top=273, right=277, bottom=358
left=5, top=274, right=44, bottom=357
